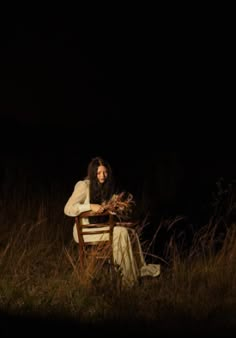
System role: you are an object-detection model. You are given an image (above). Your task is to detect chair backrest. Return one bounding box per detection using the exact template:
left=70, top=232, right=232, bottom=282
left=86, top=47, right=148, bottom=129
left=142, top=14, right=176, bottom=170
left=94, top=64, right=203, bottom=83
left=75, top=211, right=115, bottom=270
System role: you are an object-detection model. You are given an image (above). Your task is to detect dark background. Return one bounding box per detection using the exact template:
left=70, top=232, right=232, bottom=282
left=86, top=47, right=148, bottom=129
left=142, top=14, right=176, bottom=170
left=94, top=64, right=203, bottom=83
left=1, top=14, right=235, bottom=231
left=0, top=10, right=235, bottom=336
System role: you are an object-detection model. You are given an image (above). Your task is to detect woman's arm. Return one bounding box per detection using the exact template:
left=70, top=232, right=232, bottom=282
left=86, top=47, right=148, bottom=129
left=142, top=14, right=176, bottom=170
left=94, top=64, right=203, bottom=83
left=64, top=180, right=91, bottom=217
left=64, top=180, right=104, bottom=216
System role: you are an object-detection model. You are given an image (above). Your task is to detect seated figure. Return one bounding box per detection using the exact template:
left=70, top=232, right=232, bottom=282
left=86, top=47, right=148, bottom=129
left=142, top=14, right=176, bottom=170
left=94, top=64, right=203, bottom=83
left=64, top=156, right=160, bottom=287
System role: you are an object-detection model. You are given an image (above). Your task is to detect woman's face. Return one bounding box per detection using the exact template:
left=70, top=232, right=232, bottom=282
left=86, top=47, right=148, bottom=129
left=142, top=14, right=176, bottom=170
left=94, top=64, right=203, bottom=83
left=97, top=165, right=108, bottom=184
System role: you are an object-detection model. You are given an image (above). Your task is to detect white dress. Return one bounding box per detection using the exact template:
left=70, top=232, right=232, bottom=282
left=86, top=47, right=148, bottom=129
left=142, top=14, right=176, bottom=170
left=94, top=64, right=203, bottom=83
left=64, top=179, right=160, bottom=287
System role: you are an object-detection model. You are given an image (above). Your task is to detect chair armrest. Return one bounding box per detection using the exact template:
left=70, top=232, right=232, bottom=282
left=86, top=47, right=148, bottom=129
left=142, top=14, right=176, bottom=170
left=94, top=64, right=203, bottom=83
left=77, top=210, right=115, bottom=226
left=79, top=210, right=110, bottom=218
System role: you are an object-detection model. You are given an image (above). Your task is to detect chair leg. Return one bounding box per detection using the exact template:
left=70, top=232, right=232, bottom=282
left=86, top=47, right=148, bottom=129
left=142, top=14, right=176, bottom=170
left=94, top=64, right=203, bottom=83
left=110, top=263, right=122, bottom=294
left=96, top=260, right=122, bottom=294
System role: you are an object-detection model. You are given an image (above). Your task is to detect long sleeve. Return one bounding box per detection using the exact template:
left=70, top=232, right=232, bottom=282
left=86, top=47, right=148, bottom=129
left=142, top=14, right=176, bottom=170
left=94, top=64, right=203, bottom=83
left=64, top=180, right=91, bottom=217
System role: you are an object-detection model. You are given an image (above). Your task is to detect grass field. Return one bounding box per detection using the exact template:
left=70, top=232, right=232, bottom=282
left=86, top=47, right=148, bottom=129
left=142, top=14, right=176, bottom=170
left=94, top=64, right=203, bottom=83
left=0, top=175, right=235, bottom=336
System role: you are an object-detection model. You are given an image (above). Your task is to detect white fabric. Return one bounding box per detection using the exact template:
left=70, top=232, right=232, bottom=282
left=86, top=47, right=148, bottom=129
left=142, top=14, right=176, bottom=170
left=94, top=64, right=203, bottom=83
left=65, top=179, right=160, bottom=287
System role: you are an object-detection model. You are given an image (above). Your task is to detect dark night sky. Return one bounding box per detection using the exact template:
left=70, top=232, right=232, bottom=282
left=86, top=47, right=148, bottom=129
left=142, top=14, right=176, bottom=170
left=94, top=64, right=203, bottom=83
left=1, top=15, right=235, bottom=226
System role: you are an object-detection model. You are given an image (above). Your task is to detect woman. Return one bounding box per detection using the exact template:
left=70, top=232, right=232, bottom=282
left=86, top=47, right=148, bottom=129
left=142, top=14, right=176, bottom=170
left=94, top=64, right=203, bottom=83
left=64, top=156, right=160, bottom=287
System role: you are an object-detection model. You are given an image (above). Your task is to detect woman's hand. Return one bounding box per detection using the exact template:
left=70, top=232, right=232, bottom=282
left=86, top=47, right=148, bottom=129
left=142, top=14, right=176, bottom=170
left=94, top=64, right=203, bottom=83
left=90, top=204, right=105, bottom=213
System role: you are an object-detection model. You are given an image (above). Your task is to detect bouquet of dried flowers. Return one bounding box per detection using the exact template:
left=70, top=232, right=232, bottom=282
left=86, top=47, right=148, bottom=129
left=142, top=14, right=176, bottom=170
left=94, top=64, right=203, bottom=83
left=102, top=192, right=136, bottom=220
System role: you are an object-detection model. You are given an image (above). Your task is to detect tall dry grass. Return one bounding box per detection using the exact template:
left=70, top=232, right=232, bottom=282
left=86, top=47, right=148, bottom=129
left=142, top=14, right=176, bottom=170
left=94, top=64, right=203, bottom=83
left=0, top=173, right=236, bottom=331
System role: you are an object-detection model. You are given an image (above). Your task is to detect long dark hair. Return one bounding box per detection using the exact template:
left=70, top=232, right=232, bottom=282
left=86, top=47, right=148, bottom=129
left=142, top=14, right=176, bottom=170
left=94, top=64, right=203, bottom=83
left=86, top=157, right=115, bottom=204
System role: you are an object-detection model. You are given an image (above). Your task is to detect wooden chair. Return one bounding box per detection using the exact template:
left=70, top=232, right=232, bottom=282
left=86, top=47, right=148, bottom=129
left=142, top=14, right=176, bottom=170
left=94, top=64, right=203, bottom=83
left=75, top=210, right=118, bottom=281
left=75, top=211, right=139, bottom=289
